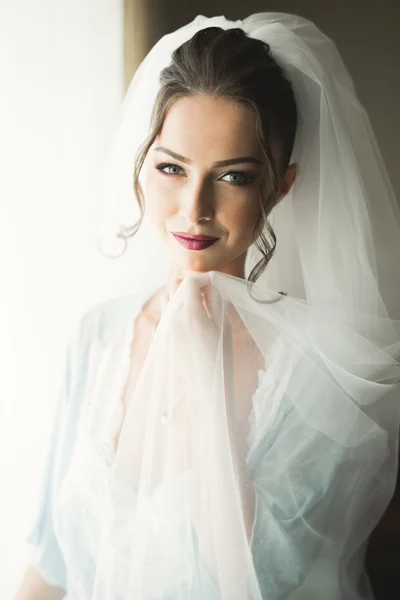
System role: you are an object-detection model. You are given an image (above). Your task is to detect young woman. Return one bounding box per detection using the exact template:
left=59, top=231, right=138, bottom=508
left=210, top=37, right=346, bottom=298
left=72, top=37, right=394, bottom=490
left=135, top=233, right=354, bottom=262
left=16, top=13, right=400, bottom=600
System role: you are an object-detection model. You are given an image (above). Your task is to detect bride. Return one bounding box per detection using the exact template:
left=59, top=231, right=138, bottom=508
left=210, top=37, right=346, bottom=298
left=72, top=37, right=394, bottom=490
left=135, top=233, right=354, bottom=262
left=16, top=13, right=400, bottom=600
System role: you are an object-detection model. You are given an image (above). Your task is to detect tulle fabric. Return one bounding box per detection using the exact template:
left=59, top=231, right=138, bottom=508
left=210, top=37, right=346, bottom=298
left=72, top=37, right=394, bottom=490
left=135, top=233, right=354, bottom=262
left=53, top=272, right=400, bottom=599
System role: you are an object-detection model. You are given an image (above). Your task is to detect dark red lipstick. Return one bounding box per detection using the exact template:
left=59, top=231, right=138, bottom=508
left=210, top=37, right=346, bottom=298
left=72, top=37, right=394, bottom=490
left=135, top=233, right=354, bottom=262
left=171, top=232, right=220, bottom=251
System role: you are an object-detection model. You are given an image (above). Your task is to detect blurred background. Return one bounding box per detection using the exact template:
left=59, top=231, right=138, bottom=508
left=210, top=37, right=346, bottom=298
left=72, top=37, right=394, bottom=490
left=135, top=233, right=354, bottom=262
left=1, top=0, right=399, bottom=598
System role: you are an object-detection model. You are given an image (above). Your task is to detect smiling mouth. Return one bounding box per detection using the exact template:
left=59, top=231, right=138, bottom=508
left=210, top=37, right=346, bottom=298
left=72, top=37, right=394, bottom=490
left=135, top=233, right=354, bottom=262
left=172, top=232, right=220, bottom=241
left=171, top=233, right=220, bottom=251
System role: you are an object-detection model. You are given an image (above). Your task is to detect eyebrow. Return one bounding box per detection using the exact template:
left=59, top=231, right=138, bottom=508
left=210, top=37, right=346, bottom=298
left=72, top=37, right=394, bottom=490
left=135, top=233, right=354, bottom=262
left=153, top=146, right=263, bottom=167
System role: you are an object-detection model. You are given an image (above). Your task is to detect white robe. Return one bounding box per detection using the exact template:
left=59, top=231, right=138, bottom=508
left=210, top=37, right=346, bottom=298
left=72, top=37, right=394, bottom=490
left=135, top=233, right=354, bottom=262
left=25, top=272, right=400, bottom=599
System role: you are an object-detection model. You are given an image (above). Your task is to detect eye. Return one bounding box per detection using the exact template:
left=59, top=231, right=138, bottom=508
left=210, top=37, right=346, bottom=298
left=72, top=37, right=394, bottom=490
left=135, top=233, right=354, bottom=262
left=155, top=162, right=185, bottom=176
left=220, top=171, right=255, bottom=186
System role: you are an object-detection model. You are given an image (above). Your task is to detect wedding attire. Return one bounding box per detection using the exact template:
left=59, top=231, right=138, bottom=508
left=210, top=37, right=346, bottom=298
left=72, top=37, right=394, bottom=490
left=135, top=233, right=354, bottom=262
left=25, top=13, right=400, bottom=600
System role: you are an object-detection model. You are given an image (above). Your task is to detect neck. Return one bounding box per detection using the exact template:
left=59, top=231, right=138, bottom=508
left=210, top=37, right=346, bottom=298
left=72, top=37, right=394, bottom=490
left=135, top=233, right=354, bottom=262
left=169, top=252, right=247, bottom=283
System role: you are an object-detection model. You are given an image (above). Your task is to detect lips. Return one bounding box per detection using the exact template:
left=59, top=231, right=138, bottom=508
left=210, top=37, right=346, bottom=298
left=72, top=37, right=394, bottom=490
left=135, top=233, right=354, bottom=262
left=171, top=232, right=220, bottom=251
left=172, top=232, right=219, bottom=241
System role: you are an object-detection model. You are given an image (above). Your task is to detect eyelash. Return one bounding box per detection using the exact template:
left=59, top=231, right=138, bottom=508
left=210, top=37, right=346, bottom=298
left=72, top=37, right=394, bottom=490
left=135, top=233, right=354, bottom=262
left=155, top=162, right=255, bottom=186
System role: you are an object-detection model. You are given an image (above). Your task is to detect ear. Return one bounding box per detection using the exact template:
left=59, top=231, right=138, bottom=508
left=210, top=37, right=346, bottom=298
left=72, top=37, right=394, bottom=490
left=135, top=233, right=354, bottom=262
left=276, top=163, right=298, bottom=203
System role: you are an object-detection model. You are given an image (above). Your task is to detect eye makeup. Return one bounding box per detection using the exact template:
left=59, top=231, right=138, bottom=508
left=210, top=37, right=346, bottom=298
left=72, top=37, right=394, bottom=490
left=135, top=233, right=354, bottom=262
left=155, top=162, right=257, bottom=186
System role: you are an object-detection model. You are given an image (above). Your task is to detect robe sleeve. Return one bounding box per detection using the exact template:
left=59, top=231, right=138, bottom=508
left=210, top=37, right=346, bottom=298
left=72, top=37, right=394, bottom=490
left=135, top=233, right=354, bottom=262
left=24, top=310, right=93, bottom=590
left=248, top=366, right=396, bottom=599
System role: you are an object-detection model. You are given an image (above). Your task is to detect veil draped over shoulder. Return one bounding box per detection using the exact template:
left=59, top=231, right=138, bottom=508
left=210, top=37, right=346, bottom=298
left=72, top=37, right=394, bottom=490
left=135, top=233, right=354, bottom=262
left=55, top=13, right=400, bottom=599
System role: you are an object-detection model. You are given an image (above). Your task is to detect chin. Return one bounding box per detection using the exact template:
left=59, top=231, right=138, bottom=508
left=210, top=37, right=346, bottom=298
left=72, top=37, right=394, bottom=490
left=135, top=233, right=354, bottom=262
left=171, top=254, right=220, bottom=273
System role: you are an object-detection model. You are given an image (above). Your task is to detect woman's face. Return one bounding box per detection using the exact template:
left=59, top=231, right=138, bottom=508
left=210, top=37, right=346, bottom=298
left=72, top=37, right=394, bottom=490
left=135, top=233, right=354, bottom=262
left=143, top=94, right=290, bottom=278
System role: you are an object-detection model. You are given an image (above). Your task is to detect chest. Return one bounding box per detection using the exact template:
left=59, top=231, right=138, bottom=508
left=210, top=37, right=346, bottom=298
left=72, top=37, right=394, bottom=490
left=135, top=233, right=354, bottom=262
left=113, top=310, right=265, bottom=454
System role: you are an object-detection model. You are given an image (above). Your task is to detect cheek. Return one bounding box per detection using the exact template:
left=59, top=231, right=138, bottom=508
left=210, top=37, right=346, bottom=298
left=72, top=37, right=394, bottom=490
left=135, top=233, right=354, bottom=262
left=225, top=196, right=261, bottom=240
left=143, top=175, right=175, bottom=228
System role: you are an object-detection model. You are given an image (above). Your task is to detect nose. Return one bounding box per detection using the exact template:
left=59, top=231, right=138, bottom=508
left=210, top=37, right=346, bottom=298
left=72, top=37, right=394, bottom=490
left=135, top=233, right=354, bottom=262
left=179, top=178, right=215, bottom=225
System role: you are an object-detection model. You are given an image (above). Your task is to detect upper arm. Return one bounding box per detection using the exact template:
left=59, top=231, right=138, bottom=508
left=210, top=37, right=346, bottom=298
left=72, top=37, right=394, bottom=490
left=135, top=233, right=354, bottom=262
left=23, top=310, right=93, bottom=590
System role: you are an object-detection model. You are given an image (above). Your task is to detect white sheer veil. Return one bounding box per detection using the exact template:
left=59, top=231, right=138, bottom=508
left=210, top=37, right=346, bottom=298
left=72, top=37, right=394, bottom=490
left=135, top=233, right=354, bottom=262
left=67, top=13, right=400, bottom=599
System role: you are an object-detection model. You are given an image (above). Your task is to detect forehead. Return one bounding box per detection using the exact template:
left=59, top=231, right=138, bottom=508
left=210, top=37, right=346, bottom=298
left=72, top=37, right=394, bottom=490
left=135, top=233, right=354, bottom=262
left=155, top=94, right=262, bottom=160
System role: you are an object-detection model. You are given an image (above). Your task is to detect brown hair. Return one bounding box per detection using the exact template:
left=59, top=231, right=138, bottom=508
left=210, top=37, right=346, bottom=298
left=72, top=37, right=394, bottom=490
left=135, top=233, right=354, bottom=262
left=130, top=26, right=297, bottom=283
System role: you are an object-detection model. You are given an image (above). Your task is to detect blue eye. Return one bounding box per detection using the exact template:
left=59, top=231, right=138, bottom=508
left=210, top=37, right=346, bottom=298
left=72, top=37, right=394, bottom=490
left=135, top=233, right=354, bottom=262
left=156, top=163, right=184, bottom=176
left=221, top=171, right=254, bottom=186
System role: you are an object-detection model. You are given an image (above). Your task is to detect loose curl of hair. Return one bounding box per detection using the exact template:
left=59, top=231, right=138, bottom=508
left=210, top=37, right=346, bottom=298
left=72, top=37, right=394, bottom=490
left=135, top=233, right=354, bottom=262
left=130, top=26, right=298, bottom=285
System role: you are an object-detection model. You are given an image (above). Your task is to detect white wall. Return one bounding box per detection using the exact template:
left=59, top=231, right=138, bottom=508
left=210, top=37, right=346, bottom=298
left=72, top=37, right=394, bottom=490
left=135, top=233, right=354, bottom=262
left=0, top=1, right=123, bottom=596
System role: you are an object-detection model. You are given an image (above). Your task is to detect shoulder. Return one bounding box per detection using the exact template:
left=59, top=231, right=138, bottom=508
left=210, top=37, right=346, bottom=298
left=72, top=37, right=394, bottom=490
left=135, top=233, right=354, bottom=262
left=73, top=290, right=152, bottom=351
